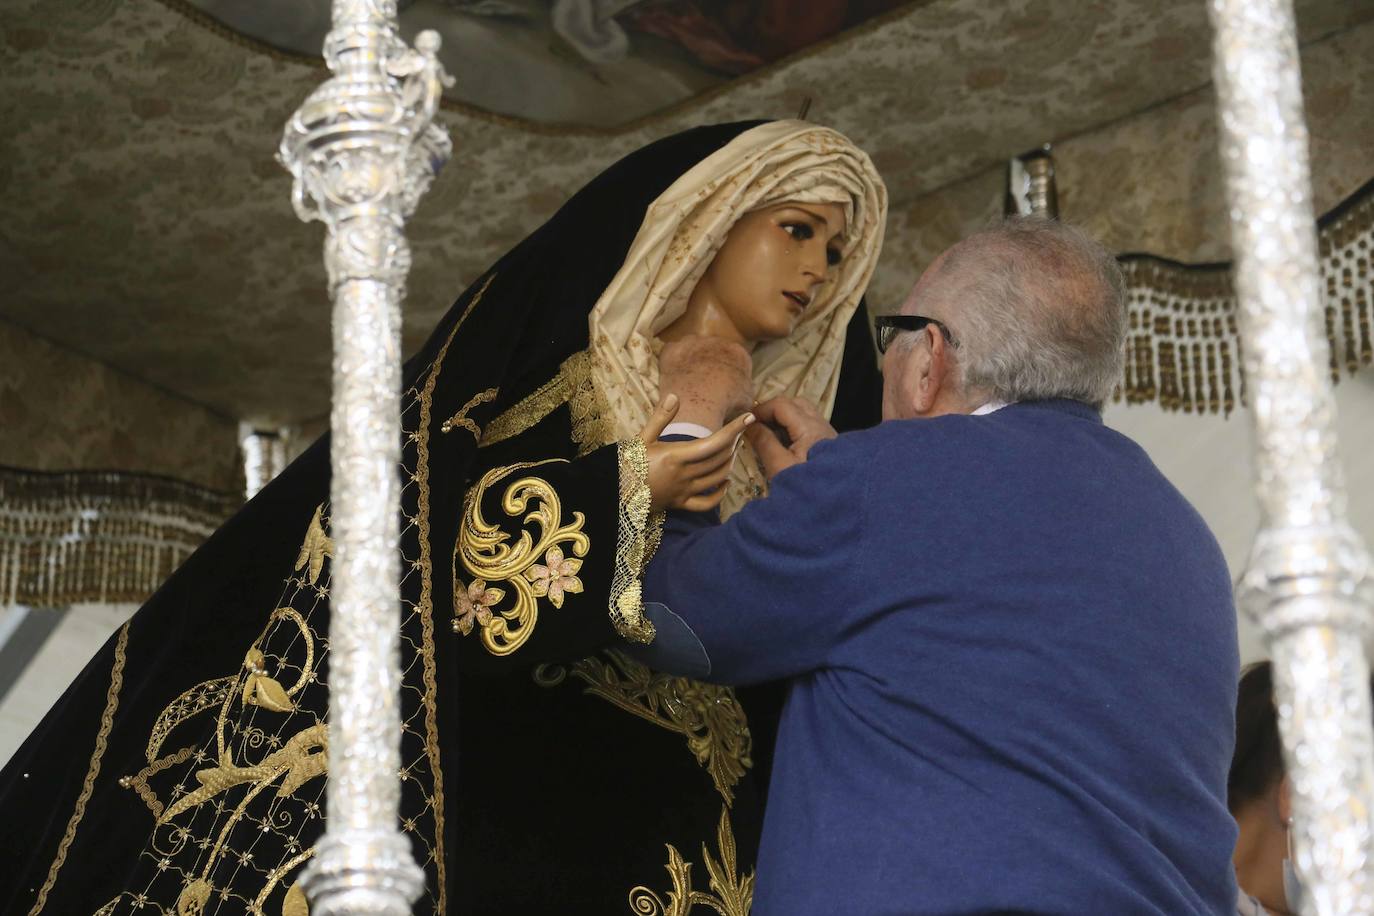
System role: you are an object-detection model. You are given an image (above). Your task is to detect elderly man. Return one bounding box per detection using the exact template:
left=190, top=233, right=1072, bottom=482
left=641, top=217, right=1240, bottom=914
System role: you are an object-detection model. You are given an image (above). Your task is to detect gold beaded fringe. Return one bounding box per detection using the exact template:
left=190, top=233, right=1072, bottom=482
left=0, top=467, right=238, bottom=608
left=1117, top=177, right=1373, bottom=415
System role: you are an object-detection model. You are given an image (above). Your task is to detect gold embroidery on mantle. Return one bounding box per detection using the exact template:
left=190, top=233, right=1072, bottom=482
left=410, top=271, right=494, bottom=913
left=119, top=746, right=195, bottom=819
left=441, top=386, right=500, bottom=439
left=454, top=459, right=590, bottom=655
left=29, top=622, right=130, bottom=916
left=627, top=807, right=755, bottom=916
left=479, top=373, right=571, bottom=448
left=539, top=650, right=751, bottom=804
left=294, top=504, right=334, bottom=587
left=477, top=349, right=614, bottom=456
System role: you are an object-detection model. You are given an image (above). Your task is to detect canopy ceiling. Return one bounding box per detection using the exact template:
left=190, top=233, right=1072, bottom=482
left=1, top=0, right=1370, bottom=426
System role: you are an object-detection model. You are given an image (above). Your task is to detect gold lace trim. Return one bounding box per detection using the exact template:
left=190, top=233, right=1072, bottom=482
left=564, top=349, right=616, bottom=457
left=478, top=350, right=614, bottom=456
left=479, top=374, right=572, bottom=448
left=627, top=807, right=755, bottom=916
left=411, top=270, right=495, bottom=912
left=611, top=438, right=658, bottom=644
left=29, top=622, right=130, bottom=916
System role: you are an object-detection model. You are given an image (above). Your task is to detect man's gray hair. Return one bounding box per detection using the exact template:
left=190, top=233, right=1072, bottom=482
left=934, top=217, right=1127, bottom=408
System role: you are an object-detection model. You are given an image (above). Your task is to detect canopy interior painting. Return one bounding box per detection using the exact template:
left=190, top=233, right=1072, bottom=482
left=183, top=0, right=912, bottom=127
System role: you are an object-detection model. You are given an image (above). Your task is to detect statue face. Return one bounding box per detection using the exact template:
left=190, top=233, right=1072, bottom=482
left=693, top=201, right=849, bottom=344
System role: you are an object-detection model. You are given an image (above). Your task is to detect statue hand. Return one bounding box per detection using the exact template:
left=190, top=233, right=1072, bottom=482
left=638, top=395, right=754, bottom=513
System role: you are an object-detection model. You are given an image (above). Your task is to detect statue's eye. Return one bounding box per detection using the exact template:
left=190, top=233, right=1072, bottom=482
left=782, top=222, right=814, bottom=240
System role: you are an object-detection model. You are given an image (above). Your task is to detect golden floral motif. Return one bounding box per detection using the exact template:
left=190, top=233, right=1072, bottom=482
left=454, top=459, right=590, bottom=655
left=627, top=807, right=754, bottom=916
left=524, top=545, right=584, bottom=608
left=451, top=578, right=504, bottom=635
left=561, top=650, right=751, bottom=804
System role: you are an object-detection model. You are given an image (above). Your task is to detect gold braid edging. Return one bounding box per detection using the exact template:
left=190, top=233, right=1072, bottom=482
left=29, top=622, right=130, bottom=916
left=478, top=349, right=616, bottom=454
left=611, top=439, right=659, bottom=644
left=413, top=270, right=497, bottom=914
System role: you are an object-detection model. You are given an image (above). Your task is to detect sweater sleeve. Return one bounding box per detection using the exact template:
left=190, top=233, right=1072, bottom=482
left=641, top=435, right=870, bottom=685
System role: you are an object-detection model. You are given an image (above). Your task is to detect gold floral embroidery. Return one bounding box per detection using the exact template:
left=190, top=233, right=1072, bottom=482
left=454, top=460, right=590, bottom=655
left=440, top=386, right=500, bottom=439
left=452, top=578, right=503, bottom=636
left=627, top=807, right=755, bottom=916
left=145, top=676, right=236, bottom=762
left=159, top=723, right=329, bottom=824
left=546, top=650, right=752, bottom=804
left=29, top=622, right=130, bottom=916
left=611, top=437, right=658, bottom=644
left=525, top=545, right=584, bottom=608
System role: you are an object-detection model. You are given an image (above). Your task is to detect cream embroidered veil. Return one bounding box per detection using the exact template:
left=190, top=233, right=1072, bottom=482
left=587, top=120, right=888, bottom=515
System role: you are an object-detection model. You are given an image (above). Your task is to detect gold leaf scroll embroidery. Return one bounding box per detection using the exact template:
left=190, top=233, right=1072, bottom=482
left=441, top=386, right=499, bottom=439
left=294, top=504, right=333, bottom=586
left=627, top=807, right=755, bottom=916
left=454, top=459, right=590, bottom=656
left=540, top=650, right=751, bottom=804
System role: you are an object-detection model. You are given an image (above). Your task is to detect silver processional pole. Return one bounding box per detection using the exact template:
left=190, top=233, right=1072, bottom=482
left=1208, top=1, right=1374, bottom=913
left=278, top=1, right=453, bottom=913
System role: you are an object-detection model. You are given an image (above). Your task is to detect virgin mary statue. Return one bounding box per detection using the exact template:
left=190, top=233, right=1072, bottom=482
left=1, top=119, right=886, bottom=915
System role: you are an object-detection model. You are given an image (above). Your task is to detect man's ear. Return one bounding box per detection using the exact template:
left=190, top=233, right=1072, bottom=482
left=911, top=325, right=949, bottom=414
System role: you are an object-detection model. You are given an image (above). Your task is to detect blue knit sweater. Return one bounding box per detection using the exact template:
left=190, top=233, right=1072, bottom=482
left=643, top=399, right=1239, bottom=915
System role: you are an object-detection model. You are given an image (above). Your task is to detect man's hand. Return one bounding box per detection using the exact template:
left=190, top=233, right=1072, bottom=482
left=746, top=396, right=837, bottom=479
left=639, top=394, right=754, bottom=512
left=657, top=336, right=754, bottom=430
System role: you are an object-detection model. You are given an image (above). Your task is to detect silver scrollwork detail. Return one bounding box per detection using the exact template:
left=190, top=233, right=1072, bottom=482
left=1208, top=1, right=1374, bottom=914
left=279, top=0, right=452, bottom=913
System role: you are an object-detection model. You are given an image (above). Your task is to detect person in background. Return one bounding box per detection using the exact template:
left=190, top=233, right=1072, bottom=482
left=1228, top=661, right=1373, bottom=916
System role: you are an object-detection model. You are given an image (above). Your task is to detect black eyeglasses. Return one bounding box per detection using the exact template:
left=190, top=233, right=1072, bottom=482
left=874, top=315, right=956, bottom=354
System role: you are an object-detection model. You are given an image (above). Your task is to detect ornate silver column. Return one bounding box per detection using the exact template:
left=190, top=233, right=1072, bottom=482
left=278, top=2, right=452, bottom=914
left=1208, top=2, right=1374, bottom=913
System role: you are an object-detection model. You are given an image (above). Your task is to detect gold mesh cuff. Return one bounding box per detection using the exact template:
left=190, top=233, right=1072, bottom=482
left=610, top=438, right=659, bottom=645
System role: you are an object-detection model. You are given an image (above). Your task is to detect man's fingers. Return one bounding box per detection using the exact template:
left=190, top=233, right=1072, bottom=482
left=745, top=422, right=794, bottom=475
left=639, top=393, right=680, bottom=442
